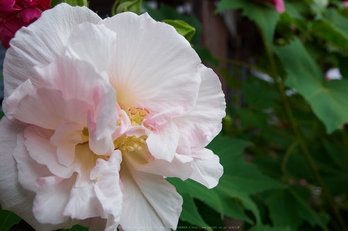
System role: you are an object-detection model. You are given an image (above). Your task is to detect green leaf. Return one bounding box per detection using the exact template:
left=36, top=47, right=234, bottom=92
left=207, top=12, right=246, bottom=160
left=207, top=136, right=285, bottom=223
left=180, top=194, right=210, bottom=229
left=63, top=0, right=88, bottom=7
left=311, top=8, right=348, bottom=49
left=143, top=2, right=202, bottom=44
left=162, top=20, right=195, bottom=42
left=263, top=188, right=329, bottom=231
left=0, top=206, right=21, bottom=231
left=116, top=0, right=142, bottom=14
left=50, top=0, right=63, bottom=7
left=243, top=79, right=278, bottom=110
left=216, top=0, right=280, bottom=44
left=273, top=38, right=348, bottom=133
left=167, top=178, right=223, bottom=216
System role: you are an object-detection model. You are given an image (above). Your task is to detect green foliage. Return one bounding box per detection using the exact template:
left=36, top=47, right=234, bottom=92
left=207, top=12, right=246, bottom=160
left=58, top=0, right=88, bottom=7
left=0, top=205, right=21, bottom=231
left=274, top=38, right=348, bottom=133
left=162, top=20, right=195, bottom=41
left=112, top=0, right=142, bottom=15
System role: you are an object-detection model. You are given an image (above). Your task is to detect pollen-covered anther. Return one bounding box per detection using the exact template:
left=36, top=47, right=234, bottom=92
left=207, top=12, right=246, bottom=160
left=127, top=107, right=149, bottom=126
left=114, top=134, right=146, bottom=153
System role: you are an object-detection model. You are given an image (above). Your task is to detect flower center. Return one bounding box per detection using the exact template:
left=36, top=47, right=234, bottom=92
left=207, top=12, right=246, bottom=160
left=113, top=106, right=150, bottom=153
left=113, top=134, right=146, bottom=152
left=127, top=107, right=149, bottom=126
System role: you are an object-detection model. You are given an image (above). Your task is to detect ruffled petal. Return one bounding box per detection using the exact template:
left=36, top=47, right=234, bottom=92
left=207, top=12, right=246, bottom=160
left=90, top=151, right=123, bottom=231
left=189, top=149, right=223, bottom=189
left=50, top=122, right=83, bottom=167
left=9, top=120, right=77, bottom=230
left=119, top=160, right=182, bottom=230
left=63, top=182, right=106, bottom=220
left=174, top=65, right=226, bottom=154
left=65, top=22, right=117, bottom=73
left=3, top=3, right=101, bottom=106
left=146, top=121, right=179, bottom=162
left=23, top=125, right=96, bottom=187
left=102, top=12, right=201, bottom=117
left=33, top=175, right=78, bottom=225
left=126, top=150, right=193, bottom=181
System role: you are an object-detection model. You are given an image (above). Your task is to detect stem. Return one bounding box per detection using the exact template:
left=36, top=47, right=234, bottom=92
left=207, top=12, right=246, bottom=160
left=258, top=26, right=347, bottom=231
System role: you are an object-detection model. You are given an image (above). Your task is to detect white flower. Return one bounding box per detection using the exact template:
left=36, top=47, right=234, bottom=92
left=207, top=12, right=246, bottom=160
left=0, top=3, right=226, bottom=231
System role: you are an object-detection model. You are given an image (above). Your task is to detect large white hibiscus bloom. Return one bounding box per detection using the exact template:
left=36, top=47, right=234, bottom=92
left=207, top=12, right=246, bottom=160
left=0, top=3, right=226, bottom=231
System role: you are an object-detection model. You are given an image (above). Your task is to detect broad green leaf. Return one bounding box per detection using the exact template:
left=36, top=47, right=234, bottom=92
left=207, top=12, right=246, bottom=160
left=167, top=178, right=223, bottom=216
left=163, top=20, right=195, bottom=41
left=323, top=172, right=348, bottom=196
left=207, top=136, right=285, bottom=223
left=63, top=0, right=88, bottom=7
left=218, top=194, right=253, bottom=224
left=216, top=0, right=280, bottom=43
left=0, top=111, right=4, bottom=119
left=311, top=8, right=348, bottom=49
left=273, top=38, right=348, bottom=133
left=143, top=2, right=202, bottom=43
left=180, top=194, right=210, bottom=229
left=0, top=206, right=21, bottom=231
left=263, top=189, right=329, bottom=231
left=115, top=0, right=142, bottom=15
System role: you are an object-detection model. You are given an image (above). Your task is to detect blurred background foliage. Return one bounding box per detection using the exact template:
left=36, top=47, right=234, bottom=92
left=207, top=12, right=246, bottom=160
left=1, top=0, right=348, bottom=231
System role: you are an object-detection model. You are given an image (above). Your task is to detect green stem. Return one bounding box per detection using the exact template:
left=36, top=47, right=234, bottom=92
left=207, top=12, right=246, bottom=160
left=111, top=0, right=120, bottom=15
left=258, top=26, right=347, bottom=231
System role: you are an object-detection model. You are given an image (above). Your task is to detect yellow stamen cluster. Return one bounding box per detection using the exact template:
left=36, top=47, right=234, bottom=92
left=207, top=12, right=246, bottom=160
left=127, top=107, right=149, bottom=126
left=114, top=134, right=146, bottom=152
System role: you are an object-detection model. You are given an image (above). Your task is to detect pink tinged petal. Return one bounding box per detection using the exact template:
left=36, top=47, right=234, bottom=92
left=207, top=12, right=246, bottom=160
left=33, top=175, right=79, bottom=225
left=189, top=149, right=223, bottom=189
left=63, top=182, right=106, bottom=220
left=146, top=121, right=179, bottom=162
left=23, top=125, right=96, bottom=187
left=90, top=151, right=123, bottom=230
left=120, top=161, right=182, bottom=230
left=3, top=3, right=101, bottom=104
left=0, top=118, right=73, bottom=231
left=65, top=22, right=117, bottom=73
left=126, top=151, right=193, bottom=181
left=50, top=122, right=84, bottom=167
left=102, top=12, right=201, bottom=117
left=7, top=86, right=93, bottom=129
left=174, top=65, right=226, bottom=154
left=13, top=131, right=51, bottom=193
left=113, top=106, right=131, bottom=140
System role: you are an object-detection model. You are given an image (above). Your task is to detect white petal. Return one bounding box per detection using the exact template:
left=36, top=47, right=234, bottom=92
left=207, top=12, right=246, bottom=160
left=119, top=161, right=182, bottom=230
left=102, top=12, right=201, bottom=117
left=33, top=175, right=77, bottom=224
left=146, top=121, right=179, bottom=162
left=3, top=3, right=101, bottom=109
left=126, top=151, right=193, bottom=181
left=90, top=151, right=123, bottom=230
left=6, top=119, right=77, bottom=230
left=189, top=149, right=223, bottom=189
left=23, top=125, right=96, bottom=187
left=65, top=22, right=117, bottom=73
left=50, top=122, right=83, bottom=167
left=63, top=182, right=106, bottom=220
left=174, top=65, right=226, bottom=154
